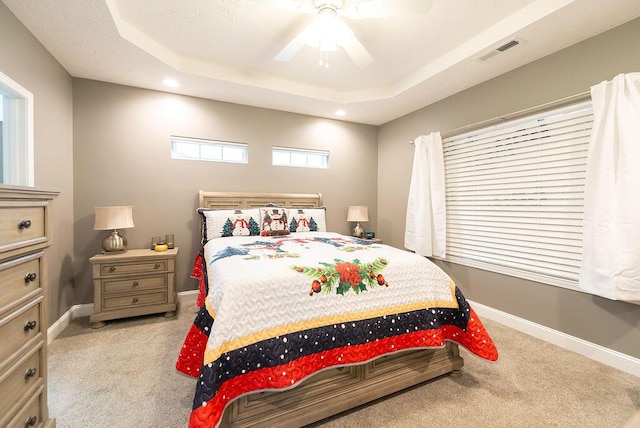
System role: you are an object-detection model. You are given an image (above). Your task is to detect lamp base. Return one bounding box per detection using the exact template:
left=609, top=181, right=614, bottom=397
left=102, top=230, right=127, bottom=252
left=352, top=222, right=364, bottom=238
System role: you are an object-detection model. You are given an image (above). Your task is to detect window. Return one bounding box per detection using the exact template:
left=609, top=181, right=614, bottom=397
left=442, top=100, right=593, bottom=289
left=170, top=136, right=248, bottom=163
left=1, top=71, right=34, bottom=186
left=272, top=147, right=329, bottom=169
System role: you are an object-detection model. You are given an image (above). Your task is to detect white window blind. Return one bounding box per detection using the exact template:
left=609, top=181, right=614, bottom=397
left=442, top=100, right=593, bottom=288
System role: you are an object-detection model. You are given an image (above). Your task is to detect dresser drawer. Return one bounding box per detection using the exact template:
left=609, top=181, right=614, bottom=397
left=6, top=389, right=42, bottom=428
left=103, top=275, right=167, bottom=294
left=99, top=259, right=168, bottom=277
left=0, top=253, right=42, bottom=313
left=0, top=302, right=41, bottom=365
left=0, top=205, right=46, bottom=251
left=103, top=291, right=167, bottom=311
left=0, top=347, right=41, bottom=419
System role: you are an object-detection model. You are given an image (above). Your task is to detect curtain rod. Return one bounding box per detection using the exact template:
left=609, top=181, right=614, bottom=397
left=409, top=90, right=591, bottom=144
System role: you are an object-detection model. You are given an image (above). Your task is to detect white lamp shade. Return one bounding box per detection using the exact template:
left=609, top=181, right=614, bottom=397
left=94, top=206, right=134, bottom=230
left=347, top=206, right=369, bottom=222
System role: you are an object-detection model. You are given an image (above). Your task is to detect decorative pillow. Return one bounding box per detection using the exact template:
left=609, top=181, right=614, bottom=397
left=198, top=208, right=261, bottom=242
left=287, top=207, right=327, bottom=233
left=259, top=206, right=290, bottom=236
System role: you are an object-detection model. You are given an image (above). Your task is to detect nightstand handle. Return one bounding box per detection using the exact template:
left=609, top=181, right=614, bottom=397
left=25, top=272, right=38, bottom=283
left=25, top=416, right=37, bottom=427
left=153, top=263, right=160, bottom=269
left=132, top=281, right=139, bottom=287
left=24, top=320, right=37, bottom=331
left=132, top=297, right=139, bottom=304
left=25, top=367, right=37, bottom=378
left=109, top=266, right=116, bottom=272
left=18, top=219, right=32, bottom=230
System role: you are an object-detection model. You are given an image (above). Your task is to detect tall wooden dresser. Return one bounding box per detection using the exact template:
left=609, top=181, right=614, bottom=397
left=0, top=185, right=58, bottom=428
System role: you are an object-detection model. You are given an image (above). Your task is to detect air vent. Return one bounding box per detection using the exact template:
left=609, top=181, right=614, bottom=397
left=496, top=39, right=520, bottom=52
left=476, top=38, right=521, bottom=61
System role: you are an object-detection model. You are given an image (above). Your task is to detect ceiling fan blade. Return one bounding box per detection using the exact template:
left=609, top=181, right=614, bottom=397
left=340, top=32, right=373, bottom=68
left=342, top=0, right=433, bottom=19
left=274, top=27, right=310, bottom=62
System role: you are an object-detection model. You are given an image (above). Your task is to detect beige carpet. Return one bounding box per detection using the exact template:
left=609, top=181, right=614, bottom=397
left=48, top=302, right=640, bottom=428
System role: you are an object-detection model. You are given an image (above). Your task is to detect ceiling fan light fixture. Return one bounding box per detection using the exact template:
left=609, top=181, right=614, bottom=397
left=319, top=36, right=338, bottom=52
left=304, top=5, right=352, bottom=52
left=272, top=0, right=374, bottom=68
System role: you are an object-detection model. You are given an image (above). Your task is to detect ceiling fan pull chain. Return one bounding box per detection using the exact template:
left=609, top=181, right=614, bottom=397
left=319, top=51, right=330, bottom=68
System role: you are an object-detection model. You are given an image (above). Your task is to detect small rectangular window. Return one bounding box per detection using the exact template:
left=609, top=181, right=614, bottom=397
left=272, top=147, right=329, bottom=169
left=171, top=136, right=248, bottom=163
left=1, top=71, right=34, bottom=186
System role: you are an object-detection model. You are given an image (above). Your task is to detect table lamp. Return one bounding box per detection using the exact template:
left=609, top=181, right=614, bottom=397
left=94, top=206, right=134, bottom=253
left=347, top=205, right=368, bottom=238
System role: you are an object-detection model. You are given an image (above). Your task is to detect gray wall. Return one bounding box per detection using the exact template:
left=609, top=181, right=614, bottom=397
left=0, top=3, right=75, bottom=324
left=377, top=18, right=640, bottom=358
left=4, top=0, right=639, bottom=362
left=72, top=80, right=378, bottom=304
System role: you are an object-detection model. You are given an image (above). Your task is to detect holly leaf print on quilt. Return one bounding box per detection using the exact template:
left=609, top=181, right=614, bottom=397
left=292, top=257, right=389, bottom=296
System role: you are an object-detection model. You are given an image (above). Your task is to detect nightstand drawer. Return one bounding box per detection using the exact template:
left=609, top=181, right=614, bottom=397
left=0, top=347, right=41, bottom=418
left=100, top=260, right=168, bottom=276
left=0, top=302, right=41, bottom=365
left=103, top=291, right=167, bottom=311
left=6, top=388, right=42, bottom=428
left=0, top=206, right=46, bottom=251
left=103, top=275, right=167, bottom=294
left=0, top=253, right=42, bottom=313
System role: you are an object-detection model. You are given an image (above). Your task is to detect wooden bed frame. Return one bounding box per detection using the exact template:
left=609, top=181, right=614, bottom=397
left=198, top=191, right=464, bottom=428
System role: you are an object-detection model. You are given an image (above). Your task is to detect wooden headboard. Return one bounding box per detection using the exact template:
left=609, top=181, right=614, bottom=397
left=199, top=191, right=323, bottom=210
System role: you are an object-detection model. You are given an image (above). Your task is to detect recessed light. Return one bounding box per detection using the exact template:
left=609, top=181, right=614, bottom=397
left=163, top=79, right=179, bottom=88
left=335, top=110, right=346, bottom=116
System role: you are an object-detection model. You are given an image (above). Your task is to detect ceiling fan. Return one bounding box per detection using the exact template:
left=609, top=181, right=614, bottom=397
left=252, top=0, right=433, bottom=68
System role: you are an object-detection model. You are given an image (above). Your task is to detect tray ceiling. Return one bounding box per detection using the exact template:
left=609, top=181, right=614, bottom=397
left=4, top=0, right=640, bottom=125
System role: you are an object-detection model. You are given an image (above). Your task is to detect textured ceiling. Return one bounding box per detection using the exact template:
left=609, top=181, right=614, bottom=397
left=4, top=0, right=640, bottom=125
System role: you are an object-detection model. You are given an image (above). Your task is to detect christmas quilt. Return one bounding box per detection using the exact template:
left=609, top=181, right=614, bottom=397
left=176, top=232, right=498, bottom=428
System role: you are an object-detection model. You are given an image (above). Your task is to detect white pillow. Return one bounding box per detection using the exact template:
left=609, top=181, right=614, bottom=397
left=198, top=208, right=261, bottom=242
left=287, top=207, right=327, bottom=233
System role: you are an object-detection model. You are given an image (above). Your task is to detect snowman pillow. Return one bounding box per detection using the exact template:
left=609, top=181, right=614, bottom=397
left=287, top=207, right=327, bottom=233
left=259, top=206, right=291, bottom=236
left=198, top=208, right=261, bottom=242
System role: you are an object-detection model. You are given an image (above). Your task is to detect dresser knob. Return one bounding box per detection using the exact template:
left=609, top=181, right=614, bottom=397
left=25, top=416, right=37, bottom=427
left=132, top=281, right=139, bottom=287
left=132, top=297, right=139, bottom=304
left=24, top=320, right=37, bottom=331
left=25, top=367, right=37, bottom=378
left=154, top=263, right=160, bottom=269
left=25, top=272, right=38, bottom=283
left=109, top=266, right=116, bottom=272
left=18, top=219, right=32, bottom=230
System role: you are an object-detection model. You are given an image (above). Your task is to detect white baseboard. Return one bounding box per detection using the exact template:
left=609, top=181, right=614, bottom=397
left=469, top=300, right=640, bottom=378
left=47, top=290, right=200, bottom=344
left=177, top=289, right=198, bottom=304
left=47, top=303, right=93, bottom=345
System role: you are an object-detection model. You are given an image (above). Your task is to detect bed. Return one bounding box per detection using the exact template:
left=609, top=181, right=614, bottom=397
left=177, top=191, right=498, bottom=428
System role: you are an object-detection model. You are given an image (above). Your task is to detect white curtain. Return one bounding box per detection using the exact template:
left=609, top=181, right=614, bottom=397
left=404, top=133, right=446, bottom=257
left=579, top=73, right=640, bottom=301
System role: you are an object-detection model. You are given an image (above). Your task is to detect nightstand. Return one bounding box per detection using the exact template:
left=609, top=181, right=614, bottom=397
left=364, top=238, right=382, bottom=243
left=89, top=248, right=178, bottom=328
